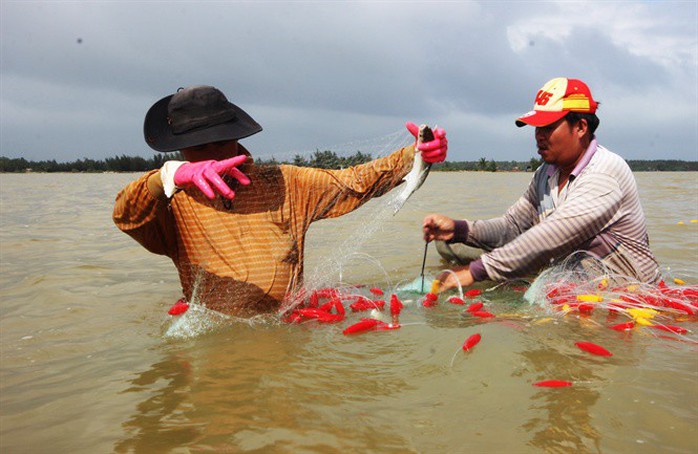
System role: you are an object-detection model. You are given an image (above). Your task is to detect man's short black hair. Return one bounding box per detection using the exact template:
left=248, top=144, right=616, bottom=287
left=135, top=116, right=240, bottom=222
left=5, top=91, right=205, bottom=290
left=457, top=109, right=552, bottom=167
left=565, top=111, right=600, bottom=135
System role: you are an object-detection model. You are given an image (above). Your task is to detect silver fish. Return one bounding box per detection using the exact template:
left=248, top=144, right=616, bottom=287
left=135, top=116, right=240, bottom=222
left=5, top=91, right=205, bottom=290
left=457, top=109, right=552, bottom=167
left=392, top=124, right=434, bottom=215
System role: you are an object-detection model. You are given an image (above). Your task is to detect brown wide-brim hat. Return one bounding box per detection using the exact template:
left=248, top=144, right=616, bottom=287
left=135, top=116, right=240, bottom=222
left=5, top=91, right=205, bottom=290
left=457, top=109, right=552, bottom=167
left=143, top=85, right=263, bottom=152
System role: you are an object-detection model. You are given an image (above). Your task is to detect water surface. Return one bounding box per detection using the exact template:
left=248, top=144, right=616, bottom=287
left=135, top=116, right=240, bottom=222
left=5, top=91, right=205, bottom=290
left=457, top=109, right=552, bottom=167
left=1, top=171, right=696, bottom=453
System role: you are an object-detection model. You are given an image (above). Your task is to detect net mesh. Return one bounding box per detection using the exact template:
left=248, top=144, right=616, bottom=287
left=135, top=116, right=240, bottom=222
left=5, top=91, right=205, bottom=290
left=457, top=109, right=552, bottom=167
left=162, top=131, right=696, bottom=341
left=166, top=129, right=420, bottom=337
left=523, top=252, right=697, bottom=337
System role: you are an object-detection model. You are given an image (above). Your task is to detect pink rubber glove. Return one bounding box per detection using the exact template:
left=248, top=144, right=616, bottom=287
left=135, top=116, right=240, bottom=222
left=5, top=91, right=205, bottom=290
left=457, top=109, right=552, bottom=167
left=174, top=155, right=251, bottom=200
left=406, top=122, right=448, bottom=163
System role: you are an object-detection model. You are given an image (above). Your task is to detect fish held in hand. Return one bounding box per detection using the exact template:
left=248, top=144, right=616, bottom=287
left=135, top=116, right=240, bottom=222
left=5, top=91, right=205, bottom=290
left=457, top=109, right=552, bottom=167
left=392, top=124, right=434, bottom=214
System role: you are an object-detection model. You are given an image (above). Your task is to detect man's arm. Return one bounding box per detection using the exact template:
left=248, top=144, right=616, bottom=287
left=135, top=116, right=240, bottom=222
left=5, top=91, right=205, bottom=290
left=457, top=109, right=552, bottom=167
left=288, top=123, right=445, bottom=225
left=455, top=168, right=543, bottom=251
left=289, top=144, right=416, bottom=226
left=480, top=173, right=622, bottom=280
left=424, top=178, right=541, bottom=291
left=113, top=170, right=177, bottom=256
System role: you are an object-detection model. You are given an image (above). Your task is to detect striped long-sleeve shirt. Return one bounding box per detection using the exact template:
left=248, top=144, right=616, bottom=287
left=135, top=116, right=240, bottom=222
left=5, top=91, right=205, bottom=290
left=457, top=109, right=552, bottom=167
left=456, top=141, right=660, bottom=283
left=113, top=145, right=415, bottom=315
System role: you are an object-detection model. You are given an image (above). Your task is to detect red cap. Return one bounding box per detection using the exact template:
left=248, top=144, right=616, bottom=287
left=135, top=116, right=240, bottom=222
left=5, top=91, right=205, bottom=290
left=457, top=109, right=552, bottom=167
left=516, top=78, right=598, bottom=127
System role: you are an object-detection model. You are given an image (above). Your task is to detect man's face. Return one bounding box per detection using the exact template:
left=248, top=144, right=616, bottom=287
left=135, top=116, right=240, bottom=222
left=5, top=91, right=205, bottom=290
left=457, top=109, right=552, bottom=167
left=535, top=117, right=586, bottom=169
left=182, top=140, right=239, bottom=162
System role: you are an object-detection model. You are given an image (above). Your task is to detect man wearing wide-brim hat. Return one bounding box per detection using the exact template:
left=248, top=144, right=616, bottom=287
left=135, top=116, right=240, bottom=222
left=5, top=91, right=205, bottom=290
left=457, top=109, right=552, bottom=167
left=113, top=85, right=447, bottom=315
left=422, top=77, right=660, bottom=291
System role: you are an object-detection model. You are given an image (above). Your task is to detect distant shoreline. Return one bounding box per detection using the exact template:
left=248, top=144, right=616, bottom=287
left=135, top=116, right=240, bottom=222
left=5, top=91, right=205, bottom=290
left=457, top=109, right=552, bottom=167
left=2, top=168, right=696, bottom=174
left=2, top=154, right=696, bottom=173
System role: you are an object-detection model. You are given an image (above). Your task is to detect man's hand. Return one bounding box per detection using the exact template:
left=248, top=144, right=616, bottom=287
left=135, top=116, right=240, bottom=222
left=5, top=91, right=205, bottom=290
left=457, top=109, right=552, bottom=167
left=437, top=266, right=475, bottom=293
left=406, top=122, right=448, bottom=163
left=172, top=155, right=251, bottom=200
left=423, top=213, right=456, bottom=242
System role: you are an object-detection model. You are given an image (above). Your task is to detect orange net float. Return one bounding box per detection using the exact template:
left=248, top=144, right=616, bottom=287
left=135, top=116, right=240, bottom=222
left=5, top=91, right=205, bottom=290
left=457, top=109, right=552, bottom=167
left=168, top=299, right=189, bottom=316
left=533, top=380, right=573, bottom=388
left=466, top=302, right=484, bottom=313
left=464, top=289, right=482, bottom=298
left=575, top=341, right=613, bottom=357
left=447, top=296, right=465, bottom=305
left=390, top=294, right=404, bottom=326
left=462, top=333, right=482, bottom=352
left=343, top=318, right=384, bottom=335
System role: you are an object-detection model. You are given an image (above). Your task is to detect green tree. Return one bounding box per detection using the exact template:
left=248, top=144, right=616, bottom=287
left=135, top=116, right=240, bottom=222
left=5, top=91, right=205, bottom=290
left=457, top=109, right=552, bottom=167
left=529, top=157, right=542, bottom=172
left=292, top=154, right=308, bottom=167
left=2, top=154, right=697, bottom=173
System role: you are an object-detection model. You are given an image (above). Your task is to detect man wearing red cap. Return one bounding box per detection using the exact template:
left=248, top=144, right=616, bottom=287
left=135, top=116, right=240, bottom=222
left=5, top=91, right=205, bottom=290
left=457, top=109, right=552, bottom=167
left=113, top=86, right=447, bottom=315
left=423, top=78, right=659, bottom=290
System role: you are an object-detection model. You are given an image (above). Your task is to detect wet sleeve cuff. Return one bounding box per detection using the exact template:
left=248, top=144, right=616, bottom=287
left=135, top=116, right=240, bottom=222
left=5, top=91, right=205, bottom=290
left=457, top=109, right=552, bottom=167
left=469, top=258, right=489, bottom=282
left=448, top=220, right=469, bottom=243
left=160, top=161, right=185, bottom=198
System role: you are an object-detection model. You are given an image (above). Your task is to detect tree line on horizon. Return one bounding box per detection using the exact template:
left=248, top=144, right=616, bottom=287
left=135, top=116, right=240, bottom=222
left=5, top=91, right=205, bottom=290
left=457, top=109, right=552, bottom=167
left=1, top=151, right=696, bottom=173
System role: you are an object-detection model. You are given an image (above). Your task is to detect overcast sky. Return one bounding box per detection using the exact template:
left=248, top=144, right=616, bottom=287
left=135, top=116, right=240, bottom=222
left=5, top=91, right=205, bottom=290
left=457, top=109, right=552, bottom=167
left=1, top=1, right=696, bottom=163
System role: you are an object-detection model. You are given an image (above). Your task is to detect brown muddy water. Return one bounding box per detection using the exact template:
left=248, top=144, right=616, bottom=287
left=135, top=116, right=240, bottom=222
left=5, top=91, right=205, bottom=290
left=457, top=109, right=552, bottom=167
left=1, top=171, right=696, bottom=453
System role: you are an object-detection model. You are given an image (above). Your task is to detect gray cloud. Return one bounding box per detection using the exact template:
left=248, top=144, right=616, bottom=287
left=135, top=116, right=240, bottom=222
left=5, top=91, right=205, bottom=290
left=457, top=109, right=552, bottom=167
left=1, top=1, right=696, bottom=162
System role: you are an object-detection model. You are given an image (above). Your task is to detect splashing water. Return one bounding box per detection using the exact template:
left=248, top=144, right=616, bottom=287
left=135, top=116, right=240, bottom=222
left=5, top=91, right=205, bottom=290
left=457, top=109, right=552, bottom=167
left=166, top=129, right=424, bottom=336
left=396, top=274, right=437, bottom=294
left=278, top=129, right=434, bottom=312
left=162, top=131, right=697, bottom=346
left=164, top=303, right=231, bottom=339
left=164, top=267, right=275, bottom=339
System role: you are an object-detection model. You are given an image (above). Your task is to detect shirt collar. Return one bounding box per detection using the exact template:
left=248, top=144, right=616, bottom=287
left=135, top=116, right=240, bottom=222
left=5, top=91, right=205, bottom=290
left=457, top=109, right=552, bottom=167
left=546, top=138, right=598, bottom=178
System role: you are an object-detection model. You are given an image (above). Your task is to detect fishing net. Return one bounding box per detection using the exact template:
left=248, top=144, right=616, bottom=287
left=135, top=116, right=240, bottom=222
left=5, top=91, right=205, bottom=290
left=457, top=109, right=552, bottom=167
left=523, top=251, right=697, bottom=337
left=163, top=128, right=430, bottom=337
left=156, top=129, right=696, bottom=341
